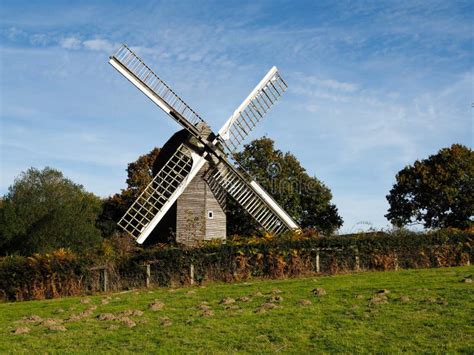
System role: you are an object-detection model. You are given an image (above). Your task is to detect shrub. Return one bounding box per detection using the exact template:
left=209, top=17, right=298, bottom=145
left=0, top=249, right=91, bottom=301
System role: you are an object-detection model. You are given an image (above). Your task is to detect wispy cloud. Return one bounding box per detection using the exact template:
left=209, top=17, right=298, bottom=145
left=83, top=38, right=118, bottom=53
left=296, top=74, right=359, bottom=93
left=59, top=36, right=81, bottom=49
left=3, top=26, right=26, bottom=40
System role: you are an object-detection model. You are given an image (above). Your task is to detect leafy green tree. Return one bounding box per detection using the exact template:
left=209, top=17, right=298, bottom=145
left=230, top=137, right=343, bottom=235
left=0, top=167, right=103, bottom=255
left=386, top=144, right=474, bottom=229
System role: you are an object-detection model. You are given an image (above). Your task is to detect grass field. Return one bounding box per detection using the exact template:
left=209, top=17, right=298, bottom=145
left=1, top=266, right=472, bottom=353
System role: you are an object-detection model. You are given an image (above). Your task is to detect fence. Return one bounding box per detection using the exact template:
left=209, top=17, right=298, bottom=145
left=84, top=246, right=470, bottom=293
left=86, top=248, right=356, bottom=292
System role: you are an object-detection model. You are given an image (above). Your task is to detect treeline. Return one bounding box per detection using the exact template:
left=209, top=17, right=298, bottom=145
left=0, top=140, right=472, bottom=257
left=0, top=229, right=472, bottom=301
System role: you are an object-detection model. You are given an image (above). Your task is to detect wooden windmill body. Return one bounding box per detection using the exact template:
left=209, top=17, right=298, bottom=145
left=109, top=44, right=301, bottom=246
left=175, top=162, right=226, bottom=245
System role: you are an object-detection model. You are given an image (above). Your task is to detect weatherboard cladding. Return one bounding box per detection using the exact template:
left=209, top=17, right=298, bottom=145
left=176, top=163, right=226, bottom=246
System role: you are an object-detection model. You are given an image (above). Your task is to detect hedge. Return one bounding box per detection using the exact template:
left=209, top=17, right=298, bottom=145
left=0, top=230, right=472, bottom=301
left=0, top=249, right=92, bottom=301
left=124, top=229, right=472, bottom=286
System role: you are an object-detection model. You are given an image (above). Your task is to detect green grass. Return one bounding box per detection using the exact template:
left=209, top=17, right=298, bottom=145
left=1, top=266, right=473, bottom=353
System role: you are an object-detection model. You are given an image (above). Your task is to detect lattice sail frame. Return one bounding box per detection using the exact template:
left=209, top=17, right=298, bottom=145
left=217, top=66, right=288, bottom=155
left=118, top=144, right=206, bottom=243
left=110, top=44, right=210, bottom=138
left=204, top=164, right=298, bottom=235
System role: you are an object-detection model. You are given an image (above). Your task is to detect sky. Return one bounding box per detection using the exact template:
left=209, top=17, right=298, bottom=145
left=0, top=0, right=472, bottom=233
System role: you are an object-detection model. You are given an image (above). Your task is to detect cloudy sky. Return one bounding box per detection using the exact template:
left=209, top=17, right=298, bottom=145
left=1, top=0, right=472, bottom=232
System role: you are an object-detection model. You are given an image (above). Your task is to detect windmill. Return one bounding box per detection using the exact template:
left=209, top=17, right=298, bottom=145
left=109, top=44, right=301, bottom=245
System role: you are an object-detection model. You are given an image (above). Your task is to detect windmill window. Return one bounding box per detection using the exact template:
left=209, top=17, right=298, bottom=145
left=208, top=211, right=214, bottom=219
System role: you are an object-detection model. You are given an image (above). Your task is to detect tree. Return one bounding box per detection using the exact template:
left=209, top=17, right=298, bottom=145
left=97, top=148, right=160, bottom=236
left=230, top=137, right=343, bottom=235
left=125, top=147, right=161, bottom=196
left=385, top=144, right=474, bottom=229
left=0, top=167, right=103, bottom=255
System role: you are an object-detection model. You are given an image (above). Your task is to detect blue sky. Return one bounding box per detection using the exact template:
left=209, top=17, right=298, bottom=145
left=0, top=0, right=472, bottom=232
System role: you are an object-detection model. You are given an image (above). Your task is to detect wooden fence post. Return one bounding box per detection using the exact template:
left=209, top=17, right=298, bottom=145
left=316, top=250, right=320, bottom=273
left=145, top=264, right=151, bottom=288
left=190, top=263, right=195, bottom=285
left=101, top=267, right=108, bottom=292
left=355, top=248, right=360, bottom=271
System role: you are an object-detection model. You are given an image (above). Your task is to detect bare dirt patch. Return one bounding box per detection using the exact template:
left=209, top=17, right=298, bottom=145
left=20, top=315, right=42, bottom=323
left=398, top=295, right=411, bottom=303
left=120, top=310, right=133, bottom=316
left=198, top=304, right=211, bottom=311
left=200, top=309, right=214, bottom=317
left=78, top=307, right=96, bottom=317
left=255, top=302, right=280, bottom=313
left=41, top=318, right=64, bottom=327
left=298, top=299, right=312, bottom=306
left=312, top=288, right=326, bottom=297
left=219, top=297, right=235, bottom=305
left=97, top=313, right=116, bottom=321
left=12, top=327, right=30, bottom=335
left=66, top=306, right=97, bottom=321
left=47, top=325, right=67, bottom=332
left=149, top=300, right=165, bottom=311
left=160, top=317, right=172, bottom=327
left=225, top=305, right=240, bottom=310
left=269, top=295, right=283, bottom=303
left=118, top=317, right=136, bottom=328
left=66, top=314, right=82, bottom=322
left=369, top=295, right=388, bottom=304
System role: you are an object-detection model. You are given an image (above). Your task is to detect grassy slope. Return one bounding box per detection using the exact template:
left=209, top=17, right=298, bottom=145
left=0, top=266, right=472, bottom=353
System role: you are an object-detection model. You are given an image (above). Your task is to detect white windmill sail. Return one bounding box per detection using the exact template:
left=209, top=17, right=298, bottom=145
left=205, top=163, right=299, bottom=235
left=109, top=44, right=211, bottom=138
left=217, top=66, right=288, bottom=155
left=118, top=145, right=207, bottom=244
left=209, top=67, right=298, bottom=234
